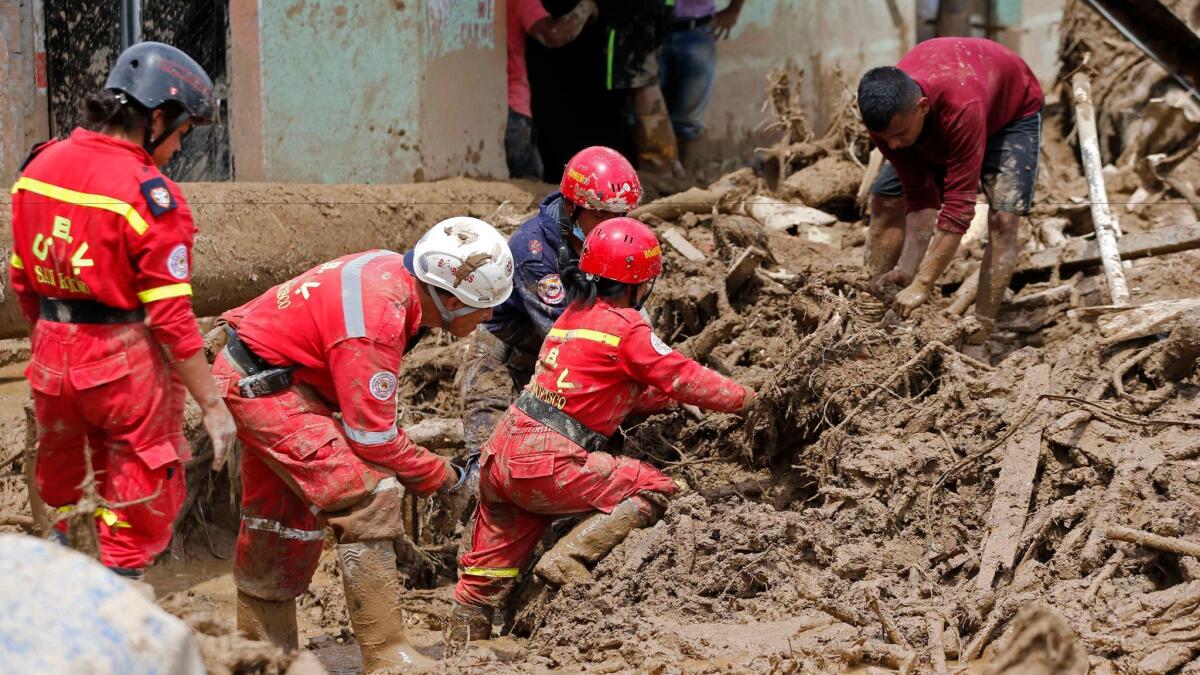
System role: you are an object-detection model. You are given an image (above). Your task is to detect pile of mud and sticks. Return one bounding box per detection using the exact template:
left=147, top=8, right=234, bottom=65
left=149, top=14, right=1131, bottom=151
left=4, top=2, right=1200, bottom=672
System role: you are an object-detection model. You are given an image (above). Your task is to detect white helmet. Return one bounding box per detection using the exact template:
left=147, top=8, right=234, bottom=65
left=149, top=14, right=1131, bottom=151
left=412, top=217, right=514, bottom=323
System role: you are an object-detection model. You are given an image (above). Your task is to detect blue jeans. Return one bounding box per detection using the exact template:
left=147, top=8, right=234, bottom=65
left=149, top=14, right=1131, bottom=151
left=659, top=26, right=717, bottom=141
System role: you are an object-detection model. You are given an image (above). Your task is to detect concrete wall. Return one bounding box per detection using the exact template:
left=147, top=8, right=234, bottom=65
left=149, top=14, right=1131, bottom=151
left=229, top=0, right=505, bottom=184
left=0, top=0, right=48, bottom=189
left=700, top=0, right=916, bottom=157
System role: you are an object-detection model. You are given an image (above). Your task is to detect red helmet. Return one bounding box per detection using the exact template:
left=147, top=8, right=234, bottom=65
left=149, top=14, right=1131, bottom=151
left=560, top=146, right=642, bottom=213
left=579, top=217, right=662, bottom=284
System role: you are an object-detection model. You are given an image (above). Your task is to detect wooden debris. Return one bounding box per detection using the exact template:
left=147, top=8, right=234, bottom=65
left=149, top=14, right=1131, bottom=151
left=629, top=187, right=723, bottom=222
left=1097, top=298, right=1200, bottom=345
left=744, top=195, right=837, bottom=232
left=1085, top=549, right=1126, bottom=601
left=1071, top=72, right=1130, bottom=305
left=725, top=247, right=766, bottom=295
left=857, top=148, right=884, bottom=208
left=946, top=265, right=980, bottom=316
left=867, top=587, right=910, bottom=647
left=23, top=399, right=48, bottom=536
left=926, top=613, right=948, bottom=674
left=661, top=227, right=706, bottom=262
left=403, top=418, right=464, bottom=450
left=1017, top=222, right=1200, bottom=277
left=976, top=364, right=1051, bottom=591
left=1106, top=525, right=1200, bottom=558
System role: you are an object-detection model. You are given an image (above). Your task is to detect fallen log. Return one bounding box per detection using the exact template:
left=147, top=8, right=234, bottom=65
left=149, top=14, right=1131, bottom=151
left=1016, top=222, right=1200, bottom=278
left=1106, top=525, right=1200, bottom=558
left=976, top=364, right=1051, bottom=591
left=0, top=179, right=538, bottom=340
left=628, top=186, right=723, bottom=221
left=1097, top=298, right=1200, bottom=345
left=661, top=227, right=706, bottom=262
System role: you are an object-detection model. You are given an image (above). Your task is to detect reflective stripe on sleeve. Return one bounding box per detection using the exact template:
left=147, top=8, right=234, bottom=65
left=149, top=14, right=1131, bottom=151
left=462, top=566, right=521, bottom=579
left=10, top=253, right=23, bottom=270
left=242, top=516, right=325, bottom=542
left=547, top=327, right=621, bottom=346
left=342, top=420, right=399, bottom=446
left=12, top=176, right=150, bottom=235
left=137, top=283, right=193, bottom=303
left=340, top=250, right=397, bottom=338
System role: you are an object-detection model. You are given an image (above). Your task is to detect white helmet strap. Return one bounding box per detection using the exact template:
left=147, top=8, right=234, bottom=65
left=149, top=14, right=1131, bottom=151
left=426, top=282, right=479, bottom=325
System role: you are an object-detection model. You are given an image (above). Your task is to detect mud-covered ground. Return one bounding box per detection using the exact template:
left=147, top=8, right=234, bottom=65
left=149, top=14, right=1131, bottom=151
left=5, top=3, right=1200, bottom=672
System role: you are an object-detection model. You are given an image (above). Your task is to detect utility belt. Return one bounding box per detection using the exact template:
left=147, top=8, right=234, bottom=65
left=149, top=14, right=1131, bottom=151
left=223, top=326, right=296, bottom=399
left=39, top=298, right=145, bottom=324
left=514, top=391, right=610, bottom=453
left=670, top=14, right=712, bottom=31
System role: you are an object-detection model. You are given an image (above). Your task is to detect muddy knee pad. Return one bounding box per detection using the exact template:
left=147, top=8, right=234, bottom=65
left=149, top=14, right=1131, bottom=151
left=234, top=523, right=325, bottom=602
left=327, top=484, right=407, bottom=545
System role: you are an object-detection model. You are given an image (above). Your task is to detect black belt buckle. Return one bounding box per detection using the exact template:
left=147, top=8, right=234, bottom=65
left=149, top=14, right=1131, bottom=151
left=237, top=368, right=295, bottom=399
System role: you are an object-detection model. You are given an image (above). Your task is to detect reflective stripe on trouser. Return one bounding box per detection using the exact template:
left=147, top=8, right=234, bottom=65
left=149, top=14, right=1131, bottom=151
left=30, top=321, right=188, bottom=569
left=214, top=352, right=408, bottom=601
left=454, top=407, right=676, bottom=608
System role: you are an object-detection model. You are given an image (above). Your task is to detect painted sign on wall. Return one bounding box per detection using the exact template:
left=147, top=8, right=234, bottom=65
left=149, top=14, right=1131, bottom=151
left=426, top=0, right=494, bottom=58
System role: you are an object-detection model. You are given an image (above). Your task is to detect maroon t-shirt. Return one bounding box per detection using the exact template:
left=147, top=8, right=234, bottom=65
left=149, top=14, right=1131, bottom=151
left=870, top=38, right=1044, bottom=233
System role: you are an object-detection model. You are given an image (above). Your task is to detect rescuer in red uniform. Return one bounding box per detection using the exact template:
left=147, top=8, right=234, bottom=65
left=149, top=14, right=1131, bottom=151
left=448, top=217, right=757, bottom=641
left=210, top=217, right=514, bottom=671
left=9, top=42, right=237, bottom=583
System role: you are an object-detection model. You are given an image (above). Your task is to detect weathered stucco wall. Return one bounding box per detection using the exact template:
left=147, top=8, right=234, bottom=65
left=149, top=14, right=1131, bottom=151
left=231, top=0, right=505, bottom=183
left=0, top=0, right=48, bottom=188
left=701, top=0, right=916, bottom=157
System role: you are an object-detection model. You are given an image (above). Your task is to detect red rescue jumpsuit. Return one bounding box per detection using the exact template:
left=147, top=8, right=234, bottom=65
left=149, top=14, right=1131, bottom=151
left=211, top=251, right=452, bottom=600
left=454, top=298, right=747, bottom=607
left=10, top=129, right=203, bottom=570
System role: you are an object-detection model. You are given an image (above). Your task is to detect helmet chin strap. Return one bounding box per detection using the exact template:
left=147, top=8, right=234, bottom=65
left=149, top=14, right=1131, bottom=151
left=144, top=110, right=192, bottom=155
left=426, top=283, right=478, bottom=326
left=631, top=278, right=656, bottom=311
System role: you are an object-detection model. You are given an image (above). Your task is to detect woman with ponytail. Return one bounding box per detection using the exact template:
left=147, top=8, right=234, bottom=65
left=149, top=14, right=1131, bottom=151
left=9, top=42, right=235, bottom=587
left=449, top=216, right=756, bottom=641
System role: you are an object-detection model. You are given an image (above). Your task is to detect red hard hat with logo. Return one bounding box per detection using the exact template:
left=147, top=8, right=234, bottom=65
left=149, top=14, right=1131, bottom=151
left=560, top=146, right=642, bottom=213
left=579, top=217, right=663, bottom=284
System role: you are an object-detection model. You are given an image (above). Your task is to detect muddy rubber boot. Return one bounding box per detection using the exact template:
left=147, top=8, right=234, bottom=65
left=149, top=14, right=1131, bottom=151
left=237, top=590, right=299, bottom=650
left=534, top=498, right=660, bottom=587
left=339, top=540, right=435, bottom=672
left=634, top=111, right=688, bottom=196
left=447, top=601, right=493, bottom=644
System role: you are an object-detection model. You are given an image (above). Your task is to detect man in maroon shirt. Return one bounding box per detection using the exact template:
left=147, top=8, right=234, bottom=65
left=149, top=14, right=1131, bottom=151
left=858, top=37, right=1044, bottom=351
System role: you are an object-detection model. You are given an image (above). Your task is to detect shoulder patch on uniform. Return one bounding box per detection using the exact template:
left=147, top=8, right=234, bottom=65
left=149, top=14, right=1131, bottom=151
left=528, top=239, right=543, bottom=256
left=537, top=274, right=565, bottom=305
left=167, top=244, right=189, bottom=280
left=139, top=176, right=177, bottom=217
left=368, top=371, right=398, bottom=402
left=649, top=332, right=673, bottom=356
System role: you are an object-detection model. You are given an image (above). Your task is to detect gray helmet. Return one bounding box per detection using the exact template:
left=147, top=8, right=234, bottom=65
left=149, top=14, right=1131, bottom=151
left=105, top=41, right=215, bottom=125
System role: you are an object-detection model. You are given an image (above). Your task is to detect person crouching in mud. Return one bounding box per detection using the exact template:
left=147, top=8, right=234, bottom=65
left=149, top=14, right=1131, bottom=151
left=447, top=217, right=757, bottom=642
left=209, top=218, right=513, bottom=672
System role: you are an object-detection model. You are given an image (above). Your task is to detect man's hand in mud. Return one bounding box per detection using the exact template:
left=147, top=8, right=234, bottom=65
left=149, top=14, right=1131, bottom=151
left=893, top=281, right=932, bottom=319
left=868, top=269, right=911, bottom=305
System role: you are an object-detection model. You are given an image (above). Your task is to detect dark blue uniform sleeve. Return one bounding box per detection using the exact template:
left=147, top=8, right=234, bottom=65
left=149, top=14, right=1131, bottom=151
left=514, top=259, right=567, bottom=338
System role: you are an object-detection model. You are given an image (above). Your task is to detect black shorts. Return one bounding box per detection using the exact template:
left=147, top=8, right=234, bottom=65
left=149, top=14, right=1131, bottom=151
left=871, top=110, right=1042, bottom=216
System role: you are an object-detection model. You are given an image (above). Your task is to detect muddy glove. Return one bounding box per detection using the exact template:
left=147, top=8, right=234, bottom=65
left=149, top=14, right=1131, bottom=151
left=435, top=454, right=480, bottom=524
left=736, top=384, right=758, bottom=416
